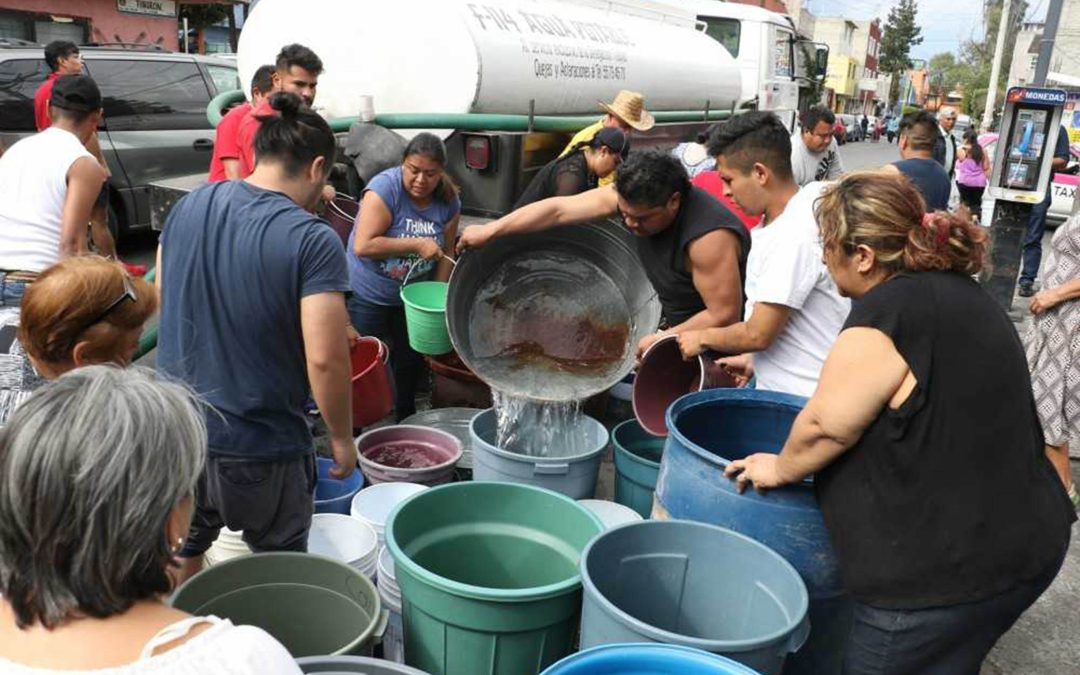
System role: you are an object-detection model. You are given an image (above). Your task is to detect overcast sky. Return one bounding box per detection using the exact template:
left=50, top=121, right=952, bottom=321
left=803, top=0, right=1046, bottom=61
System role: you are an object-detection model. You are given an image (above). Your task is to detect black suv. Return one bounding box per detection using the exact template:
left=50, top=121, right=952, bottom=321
left=0, top=43, right=239, bottom=239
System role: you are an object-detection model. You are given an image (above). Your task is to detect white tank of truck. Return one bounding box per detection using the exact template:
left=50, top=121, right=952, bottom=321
left=236, top=0, right=743, bottom=120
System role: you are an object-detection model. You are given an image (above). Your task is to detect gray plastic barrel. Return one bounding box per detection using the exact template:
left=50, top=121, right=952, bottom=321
left=579, top=520, right=809, bottom=675
left=296, top=655, right=430, bottom=674
left=469, top=408, right=608, bottom=499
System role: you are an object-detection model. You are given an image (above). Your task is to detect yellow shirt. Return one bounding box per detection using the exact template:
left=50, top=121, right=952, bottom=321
left=558, top=119, right=615, bottom=186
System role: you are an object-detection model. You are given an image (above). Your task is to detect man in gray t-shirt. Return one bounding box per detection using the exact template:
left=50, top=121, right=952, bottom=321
left=790, top=104, right=844, bottom=186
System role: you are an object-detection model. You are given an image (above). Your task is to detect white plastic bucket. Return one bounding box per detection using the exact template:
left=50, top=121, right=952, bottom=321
left=378, top=562, right=405, bottom=664
left=204, top=527, right=250, bottom=566
left=577, top=499, right=645, bottom=530
left=308, top=513, right=379, bottom=579
left=350, top=483, right=428, bottom=545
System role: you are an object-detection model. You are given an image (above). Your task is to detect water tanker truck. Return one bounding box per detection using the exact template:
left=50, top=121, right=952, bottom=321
left=150, top=0, right=826, bottom=225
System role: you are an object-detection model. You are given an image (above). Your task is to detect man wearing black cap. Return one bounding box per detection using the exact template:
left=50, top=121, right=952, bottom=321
left=0, top=75, right=107, bottom=302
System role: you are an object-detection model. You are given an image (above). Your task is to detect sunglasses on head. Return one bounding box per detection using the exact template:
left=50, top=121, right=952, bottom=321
left=80, top=274, right=137, bottom=335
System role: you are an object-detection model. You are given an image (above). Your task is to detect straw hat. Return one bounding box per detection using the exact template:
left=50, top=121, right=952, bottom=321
left=600, top=90, right=655, bottom=132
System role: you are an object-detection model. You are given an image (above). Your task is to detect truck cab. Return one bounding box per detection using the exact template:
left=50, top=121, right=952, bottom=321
left=673, top=1, right=827, bottom=130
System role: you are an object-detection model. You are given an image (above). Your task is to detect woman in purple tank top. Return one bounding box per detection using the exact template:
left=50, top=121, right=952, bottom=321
left=955, top=129, right=990, bottom=218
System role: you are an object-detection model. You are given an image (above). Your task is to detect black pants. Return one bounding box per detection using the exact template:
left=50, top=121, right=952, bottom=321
left=181, top=453, right=316, bottom=556
left=956, top=184, right=985, bottom=214
left=842, top=545, right=1068, bottom=675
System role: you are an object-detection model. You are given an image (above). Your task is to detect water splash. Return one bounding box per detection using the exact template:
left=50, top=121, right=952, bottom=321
left=492, top=391, right=589, bottom=459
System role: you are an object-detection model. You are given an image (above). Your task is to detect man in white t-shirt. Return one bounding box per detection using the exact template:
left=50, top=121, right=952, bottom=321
left=0, top=74, right=106, bottom=306
left=677, top=111, right=850, bottom=397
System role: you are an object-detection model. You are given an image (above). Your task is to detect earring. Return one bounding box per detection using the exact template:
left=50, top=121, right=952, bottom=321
left=170, top=537, right=184, bottom=555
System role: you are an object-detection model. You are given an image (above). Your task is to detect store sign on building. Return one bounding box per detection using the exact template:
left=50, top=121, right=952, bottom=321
left=117, top=0, right=177, bottom=18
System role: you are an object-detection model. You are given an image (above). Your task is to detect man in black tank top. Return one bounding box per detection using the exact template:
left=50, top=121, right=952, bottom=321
left=457, top=151, right=751, bottom=355
left=884, top=111, right=951, bottom=211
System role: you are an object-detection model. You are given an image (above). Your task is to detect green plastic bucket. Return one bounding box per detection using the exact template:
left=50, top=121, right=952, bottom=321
left=400, top=280, right=451, bottom=355
left=612, top=419, right=664, bottom=518
left=385, top=482, right=604, bottom=675
left=170, top=552, right=385, bottom=657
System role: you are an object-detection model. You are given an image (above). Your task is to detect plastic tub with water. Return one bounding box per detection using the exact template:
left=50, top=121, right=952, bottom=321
left=469, top=407, right=608, bottom=499
left=385, top=481, right=603, bottom=675
left=357, top=425, right=462, bottom=486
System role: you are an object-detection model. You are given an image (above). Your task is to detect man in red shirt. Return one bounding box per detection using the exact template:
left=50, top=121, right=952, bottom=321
left=34, top=41, right=83, bottom=132
left=208, top=64, right=274, bottom=182
left=236, top=44, right=323, bottom=178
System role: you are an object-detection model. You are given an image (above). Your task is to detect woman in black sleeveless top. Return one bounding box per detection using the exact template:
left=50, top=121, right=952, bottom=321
left=725, top=172, right=1074, bottom=674
left=512, top=127, right=628, bottom=209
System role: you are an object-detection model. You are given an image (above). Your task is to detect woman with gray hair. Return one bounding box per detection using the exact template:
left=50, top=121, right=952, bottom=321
left=0, top=366, right=300, bottom=674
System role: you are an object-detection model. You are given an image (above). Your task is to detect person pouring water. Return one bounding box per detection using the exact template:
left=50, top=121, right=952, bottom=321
left=457, top=151, right=751, bottom=357
left=349, top=133, right=461, bottom=420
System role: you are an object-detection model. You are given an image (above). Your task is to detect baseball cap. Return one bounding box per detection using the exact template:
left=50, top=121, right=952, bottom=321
left=50, top=74, right=102, bottom=113
left=595, top=126, right=630, bottom=161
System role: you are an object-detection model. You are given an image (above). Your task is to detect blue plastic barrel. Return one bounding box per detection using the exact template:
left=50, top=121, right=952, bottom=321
left=653, top=389, right=853, bottom=675
left=541, top=644, right=764, bottom=674
left=315, top=457, right=365, bottom=514
left=612, top=419, right=664, bottom=518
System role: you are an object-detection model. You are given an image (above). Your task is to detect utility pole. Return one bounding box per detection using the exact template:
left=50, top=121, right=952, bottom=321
left=981, top=0, right=1011, bottom=132
left=1032, top=0, right=1064, bottom=85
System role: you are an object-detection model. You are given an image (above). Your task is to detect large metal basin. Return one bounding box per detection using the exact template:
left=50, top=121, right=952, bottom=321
left=447, top=220, right=660, bottom=402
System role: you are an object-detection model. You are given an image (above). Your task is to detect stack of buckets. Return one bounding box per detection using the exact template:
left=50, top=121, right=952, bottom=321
left=308, top=513, right=380, bottom=580
left=377, top=546, right=405, bottom=663
left=351, top=482, right=429, bottom=547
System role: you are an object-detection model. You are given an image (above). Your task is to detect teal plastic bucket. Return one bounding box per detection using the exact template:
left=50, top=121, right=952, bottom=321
left=579, top=520, right=809, bottom=675
left=170, top=552, right=384, bottom=657
left=401, top=280, right=452, bottom=356
left=541, top=644, right=764, bottom=674
left=385, top=481, right=603, bottom=675
left=612, top=419, right=663, bottom=517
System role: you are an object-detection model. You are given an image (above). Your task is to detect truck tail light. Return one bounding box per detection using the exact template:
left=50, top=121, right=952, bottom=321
left=464, top=134, right=494, bottom=171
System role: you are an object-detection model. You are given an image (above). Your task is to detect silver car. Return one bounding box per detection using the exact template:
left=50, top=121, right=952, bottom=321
left=0, top=44, right=239, bottom=239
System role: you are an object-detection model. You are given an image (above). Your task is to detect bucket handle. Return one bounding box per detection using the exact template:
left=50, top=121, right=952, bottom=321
left=533, top=462, right=570, bottom=476
left=787, top=614, right=812, bottom=653
left=371, top=608, right=391, bottom=645
left=402, top=257, right=423, bottom=287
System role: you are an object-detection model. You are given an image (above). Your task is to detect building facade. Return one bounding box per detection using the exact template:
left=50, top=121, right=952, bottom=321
left=0, top=0, right=180, bottom=50
left=813, top=16, right=863, bottom=112
left=1006, top=21, right=1044, bottom=88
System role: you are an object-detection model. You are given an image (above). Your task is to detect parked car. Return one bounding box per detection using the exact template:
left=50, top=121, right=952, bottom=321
left=833, top=116, right=847, bottom=145
left=978, top=132, right=1079, bottom=226
left=839, top=114, right=861, bottom=142
left=0, top=44, right=239, bottom=240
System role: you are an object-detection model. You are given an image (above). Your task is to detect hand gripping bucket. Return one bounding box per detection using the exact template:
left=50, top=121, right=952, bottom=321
left=400, top=260, right=451, bottom=356
left=352, top=336, right=393, bottom=427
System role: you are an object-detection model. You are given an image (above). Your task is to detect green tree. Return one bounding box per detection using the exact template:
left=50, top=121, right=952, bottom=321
left=879, top=0, right=924, bottom=105
left=179, top=4, right=236, bottom=53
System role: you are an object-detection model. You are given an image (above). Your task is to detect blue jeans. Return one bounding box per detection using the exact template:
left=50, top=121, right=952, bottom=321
left=0, top=274, right=28, bottom=307
left=1020, top=190, right=1052, bottom=286
left=346, top=294, right=421, bottom=420
left=842, top=545, right=1067, bottom=675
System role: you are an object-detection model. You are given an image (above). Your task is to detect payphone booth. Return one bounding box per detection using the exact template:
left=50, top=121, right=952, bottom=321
left=983, top=87, right=1067, bottom=310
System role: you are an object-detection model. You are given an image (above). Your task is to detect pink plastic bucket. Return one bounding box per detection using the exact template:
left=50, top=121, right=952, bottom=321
left=633, top=335, right=736, bottom=436
left=356, top=425, right=462, bottom=486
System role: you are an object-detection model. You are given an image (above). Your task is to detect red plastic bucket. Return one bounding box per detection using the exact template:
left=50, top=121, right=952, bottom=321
left=352, top=336, right=392, bottom=427
left=326, top=194, right=359, bottom=246
left=633, top=335, right=736, bottom=436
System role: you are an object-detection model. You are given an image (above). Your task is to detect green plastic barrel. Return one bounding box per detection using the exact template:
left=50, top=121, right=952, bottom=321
left=385, top=482, right=603, bottom=675
left=400, top=281, right=451, bottom=355
left=170, top=552, right=384, bottom=657
left=612, top=419, right=664, bottom=518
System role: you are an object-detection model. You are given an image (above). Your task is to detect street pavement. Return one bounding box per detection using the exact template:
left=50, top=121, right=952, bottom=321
left=126, top=139, right=1076, bottom=672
